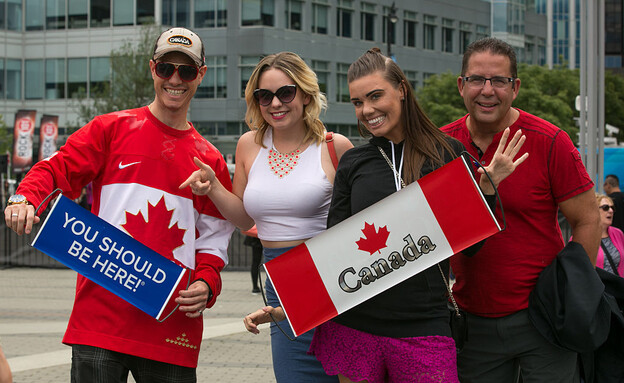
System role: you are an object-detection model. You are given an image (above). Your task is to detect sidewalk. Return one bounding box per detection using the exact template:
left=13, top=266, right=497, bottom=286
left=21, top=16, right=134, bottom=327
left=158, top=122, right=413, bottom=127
left=0, top=267, right=276, bottom=383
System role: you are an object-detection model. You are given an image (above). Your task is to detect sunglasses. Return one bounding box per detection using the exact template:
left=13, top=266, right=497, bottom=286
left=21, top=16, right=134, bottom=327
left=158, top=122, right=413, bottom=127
left=253, top=85, right=297, bottom=106
left=599, top=204, right=616, bottom=212
left=154, top=62, right=199, bottom=82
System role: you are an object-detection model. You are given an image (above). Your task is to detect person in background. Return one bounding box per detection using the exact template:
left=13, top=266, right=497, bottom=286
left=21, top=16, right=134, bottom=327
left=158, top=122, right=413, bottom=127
left=4, top=27, right=234, bottom=382
left=181, top=52, right=353, bottom=382
left=242, top=225, right=263, bottom=294
left=604, top=174, right=624, bottom=231
left=441, top=37, right=600, bottom=382
left=595, top=193, right=624, bottom=275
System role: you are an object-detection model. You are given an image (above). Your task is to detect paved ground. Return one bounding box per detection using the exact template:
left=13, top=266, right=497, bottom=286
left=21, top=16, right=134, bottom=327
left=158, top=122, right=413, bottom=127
left=0, top=267, right=276, bottom=383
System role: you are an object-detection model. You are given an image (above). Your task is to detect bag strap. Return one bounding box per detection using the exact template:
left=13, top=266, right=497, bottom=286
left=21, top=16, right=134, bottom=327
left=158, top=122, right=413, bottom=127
left=326, top=132, right=339, bottom=170
left=377, top=146, right=462, bottom=317
left=600, top=240, right=620, bottom=276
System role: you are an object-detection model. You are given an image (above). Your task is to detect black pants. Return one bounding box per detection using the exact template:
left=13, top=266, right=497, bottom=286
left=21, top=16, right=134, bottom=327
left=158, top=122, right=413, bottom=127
left=71, top=344, right=196, bottom=383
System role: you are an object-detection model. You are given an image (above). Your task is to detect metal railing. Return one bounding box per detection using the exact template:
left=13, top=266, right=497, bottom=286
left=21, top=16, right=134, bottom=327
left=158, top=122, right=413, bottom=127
left=1, top=215, right=254, bottom=271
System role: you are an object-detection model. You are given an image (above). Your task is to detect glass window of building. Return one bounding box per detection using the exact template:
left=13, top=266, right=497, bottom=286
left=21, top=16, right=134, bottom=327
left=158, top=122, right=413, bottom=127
left=242, top=0, right=274, bottom=27
left=113, top=0, right=133, bottom=26
left=382, top=5, right=396, bottom=45
left=47, top=0, right=66, bottom=29
left=137, top=0, right=155, bottom=24
left=459, top=22, right=471, bottom=54
left=26, top=0, right=44, bottom=31
left=6, top=59, right=21, bottom=100
left=337, top=0, right=353, bottom=38
left=67, top=58, right=87, bottom=98
left=442, top=18, right=453, bottom=53
left=423, top=15, right=436, bottom=50
left=45, top=58, right=65, bottom=99
left=0, top=59, right=4, bottom=99
left=162, top=0, right=190, bottom=27
left=7, top=0, right=22, bottom=31
left=197, top=56, right=227, bottom=98
left=312, top=0, right=328, bottom=34
left=240, top=56, right=260, bottom=97
left=0, top=0, right=5, bottom=29
left=360, top=3, right=375, bottom=41
left=405, top=70, right=418, bottom=90
left=285, top=0, right=302, bottom=30
left=476, top=25, right=488, bottom=40
left=25, top=59, right=44, bottom=99
left=196, top=0, right=227, bottom=28
left=69, top=0, right=88, bottom=28
left=337, top=62, right=350, bottom=103
left=0, top=60, right=4, bottom=98
left=403, top=10, right=417, bottom=48
left=311, top=60, right=329, bottom=95
left=90, top=57, right=110, bottom=96
left=91, top=0, right=111, bottom=27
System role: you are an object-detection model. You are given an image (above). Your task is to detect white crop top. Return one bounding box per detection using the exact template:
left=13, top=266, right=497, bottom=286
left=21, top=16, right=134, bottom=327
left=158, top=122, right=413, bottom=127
left=243, top=128, right=333, bottom=241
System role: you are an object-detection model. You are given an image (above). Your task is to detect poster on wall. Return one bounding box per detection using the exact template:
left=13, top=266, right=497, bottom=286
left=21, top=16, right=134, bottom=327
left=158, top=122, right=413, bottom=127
left=12, top=109, right=37, bottom=173
left=38, top=115, right=59, bottom=161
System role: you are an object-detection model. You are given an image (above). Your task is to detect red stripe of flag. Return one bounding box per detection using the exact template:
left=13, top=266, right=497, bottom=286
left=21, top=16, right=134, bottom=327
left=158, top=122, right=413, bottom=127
left=264, top=243, right=338, bottom=336
left=419, top=157, right=499, bottom=253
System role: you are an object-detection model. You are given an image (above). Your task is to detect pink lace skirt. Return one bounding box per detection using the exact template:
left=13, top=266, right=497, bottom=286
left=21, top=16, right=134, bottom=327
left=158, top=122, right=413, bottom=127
left=309, top=320, right=459, bottom=383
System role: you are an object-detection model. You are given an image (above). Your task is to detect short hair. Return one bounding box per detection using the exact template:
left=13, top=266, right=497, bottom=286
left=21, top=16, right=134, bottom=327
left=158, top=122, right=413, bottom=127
left=596, top=192, right=614, bottom=206
left=461, top=37, right=518, bottom=78
left=244, top=52, right=327, bottom=146
left=605, top=174, right=620, bottom=187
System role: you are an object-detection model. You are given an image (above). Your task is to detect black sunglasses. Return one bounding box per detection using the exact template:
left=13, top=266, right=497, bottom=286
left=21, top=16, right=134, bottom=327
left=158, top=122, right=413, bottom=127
left=253, top=85, right=297, bottom=106
left=154, top=62, right=199, bottom=82
left=599, top=204, right=616, bottom=212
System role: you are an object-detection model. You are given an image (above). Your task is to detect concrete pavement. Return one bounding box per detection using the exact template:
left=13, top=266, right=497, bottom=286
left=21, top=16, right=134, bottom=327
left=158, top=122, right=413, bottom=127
left=0, top=267, right=276, bottom=382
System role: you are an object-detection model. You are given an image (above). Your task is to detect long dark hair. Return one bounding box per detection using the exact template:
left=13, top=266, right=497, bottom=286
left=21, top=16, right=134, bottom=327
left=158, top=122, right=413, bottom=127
left=348, top=48, right=455, bottom=184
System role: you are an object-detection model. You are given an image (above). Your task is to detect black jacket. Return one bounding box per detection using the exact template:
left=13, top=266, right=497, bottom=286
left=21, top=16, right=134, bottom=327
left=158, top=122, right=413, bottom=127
left=328, top=135, right=468, bottom=338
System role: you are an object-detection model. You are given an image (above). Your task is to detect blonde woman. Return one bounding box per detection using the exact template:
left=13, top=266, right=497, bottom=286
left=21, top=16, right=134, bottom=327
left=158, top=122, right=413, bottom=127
left=181, top=52, right=352, bottom=382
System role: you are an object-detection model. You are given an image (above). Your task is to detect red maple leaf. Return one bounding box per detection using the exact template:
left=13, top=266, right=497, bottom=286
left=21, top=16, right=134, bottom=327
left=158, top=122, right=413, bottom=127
left=121, top=196, right=186, bottom=258
left=356, top=222, right=390, bottom=255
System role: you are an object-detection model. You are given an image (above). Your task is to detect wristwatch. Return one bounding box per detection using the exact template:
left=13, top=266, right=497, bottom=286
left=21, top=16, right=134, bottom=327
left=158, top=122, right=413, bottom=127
left=8, top=194, right=29, bottom=206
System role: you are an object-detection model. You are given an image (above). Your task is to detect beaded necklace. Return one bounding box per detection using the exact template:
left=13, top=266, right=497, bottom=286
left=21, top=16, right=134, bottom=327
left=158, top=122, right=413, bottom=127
left=267, top=139, right=305, bottom=178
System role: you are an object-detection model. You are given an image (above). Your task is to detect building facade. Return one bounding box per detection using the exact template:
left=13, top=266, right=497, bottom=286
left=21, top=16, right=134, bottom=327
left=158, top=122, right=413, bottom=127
left=0, top=0, right=547, bottom=157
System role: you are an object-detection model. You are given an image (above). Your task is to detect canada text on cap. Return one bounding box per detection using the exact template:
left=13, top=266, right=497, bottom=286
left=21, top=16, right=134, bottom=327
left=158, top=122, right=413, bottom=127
left=153, top=27, right=204, bottom=67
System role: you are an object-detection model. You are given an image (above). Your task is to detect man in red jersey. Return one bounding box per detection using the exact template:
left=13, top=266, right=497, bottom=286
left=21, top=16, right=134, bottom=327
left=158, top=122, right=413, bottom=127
left=4, top=27, right=234, bottom=382
left=441, top=37, right=600, bottom=383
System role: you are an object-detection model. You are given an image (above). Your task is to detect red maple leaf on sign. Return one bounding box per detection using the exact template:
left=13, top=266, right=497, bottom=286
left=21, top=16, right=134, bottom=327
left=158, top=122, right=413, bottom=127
left=121, top=196, right=186, bottom=258
left=356, top=222, right=390, bottom=255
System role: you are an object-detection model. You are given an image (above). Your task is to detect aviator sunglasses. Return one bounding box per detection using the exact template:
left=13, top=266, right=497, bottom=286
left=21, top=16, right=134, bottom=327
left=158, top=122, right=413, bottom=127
left=154, top=61, right=199, bottom=82
left=253, top=85, right=297, bottom=106
left=599, top=204, right=616, bottom=212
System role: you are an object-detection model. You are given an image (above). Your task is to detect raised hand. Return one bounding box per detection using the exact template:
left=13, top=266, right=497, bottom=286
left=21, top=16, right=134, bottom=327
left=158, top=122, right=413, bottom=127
left=478, top=127, right=529, bottom=194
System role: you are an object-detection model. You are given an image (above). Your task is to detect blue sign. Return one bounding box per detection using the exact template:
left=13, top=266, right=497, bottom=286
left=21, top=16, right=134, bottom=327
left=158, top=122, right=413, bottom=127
left=32, top=195, right=188, bottom=320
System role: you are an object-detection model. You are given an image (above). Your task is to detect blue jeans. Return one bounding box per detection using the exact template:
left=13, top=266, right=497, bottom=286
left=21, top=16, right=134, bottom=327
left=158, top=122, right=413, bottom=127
left=263, top=247, right=338, bottom=383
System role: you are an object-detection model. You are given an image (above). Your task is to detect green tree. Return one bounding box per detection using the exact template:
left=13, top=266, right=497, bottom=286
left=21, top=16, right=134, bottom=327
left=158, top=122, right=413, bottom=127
left=416, top=72, right=467, bottom=128
left=70, top=24, right=159, bottom=131
left=605, top=70, right=624, bottom=142
left=0, top=114, right=11, bottom=153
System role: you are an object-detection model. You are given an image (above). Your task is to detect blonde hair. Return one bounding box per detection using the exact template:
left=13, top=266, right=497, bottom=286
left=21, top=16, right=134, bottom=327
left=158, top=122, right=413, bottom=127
left=244, top=52, right=327, bottom=146
left=596, top=192, right=614, bottom=206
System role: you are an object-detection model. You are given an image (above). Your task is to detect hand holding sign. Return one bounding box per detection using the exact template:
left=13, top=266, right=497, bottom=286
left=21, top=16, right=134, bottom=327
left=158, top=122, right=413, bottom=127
left=176, top=280, right=211, bottom=318
left=5, top=202, right=39, bottom=235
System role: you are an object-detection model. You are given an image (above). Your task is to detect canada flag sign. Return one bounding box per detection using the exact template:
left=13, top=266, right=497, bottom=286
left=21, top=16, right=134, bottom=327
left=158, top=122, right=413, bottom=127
left=264, top=156, right=501, bottom=337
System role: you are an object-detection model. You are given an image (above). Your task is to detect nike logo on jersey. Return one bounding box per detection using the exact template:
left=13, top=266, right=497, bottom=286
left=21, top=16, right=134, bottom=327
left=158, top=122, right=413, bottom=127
left=118, top=161, right=141, bottom=169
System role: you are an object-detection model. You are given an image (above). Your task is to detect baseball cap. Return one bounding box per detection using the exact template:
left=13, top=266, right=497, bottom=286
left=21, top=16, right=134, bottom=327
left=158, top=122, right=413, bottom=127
left=153, top=27, right=205, bottom=67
